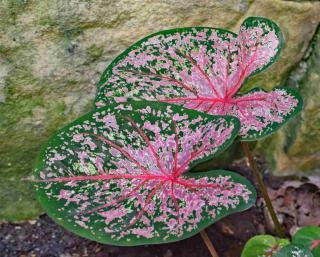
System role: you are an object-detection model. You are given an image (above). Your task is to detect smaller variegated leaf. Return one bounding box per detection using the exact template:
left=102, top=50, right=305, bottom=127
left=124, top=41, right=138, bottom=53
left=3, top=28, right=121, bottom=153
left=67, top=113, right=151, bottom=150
left=272, top=244, right=313, bottom=257
left=241, top=235, right=290, bottom=257
left=292, top=226, right=320, bottom=256
left=33, top=102, right=256, bottom=245
left=94, top=17, right=301, bottom=140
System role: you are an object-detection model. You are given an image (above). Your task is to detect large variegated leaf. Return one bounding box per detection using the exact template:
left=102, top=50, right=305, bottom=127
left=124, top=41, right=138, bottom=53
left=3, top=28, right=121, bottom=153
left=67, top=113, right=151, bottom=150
left=33, top=102, right=256, bottom=245
left=94, top=16, right=302, bottom=140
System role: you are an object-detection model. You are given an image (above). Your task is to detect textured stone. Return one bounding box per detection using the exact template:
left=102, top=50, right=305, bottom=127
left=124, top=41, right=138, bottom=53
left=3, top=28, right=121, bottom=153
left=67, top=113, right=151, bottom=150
left=261, top=26, right=320, bottom=175
left=0, top=0, right=319, bottom=221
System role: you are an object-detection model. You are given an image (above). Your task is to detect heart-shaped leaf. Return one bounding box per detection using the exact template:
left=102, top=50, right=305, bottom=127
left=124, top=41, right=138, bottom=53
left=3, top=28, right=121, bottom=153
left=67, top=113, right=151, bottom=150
left=272, top=244, right=313, bottom=257
left=33, top=102, right=256, bottom=245
left=292, top=226, right=320, bottom=256
left=241, top=235, right=290, bottom=257
left=94, top=16, right=302, bottom=140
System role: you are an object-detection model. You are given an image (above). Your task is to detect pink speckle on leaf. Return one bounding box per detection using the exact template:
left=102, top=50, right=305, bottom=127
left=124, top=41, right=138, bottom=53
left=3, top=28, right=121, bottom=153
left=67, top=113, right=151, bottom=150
left=75, top=220, right=88, bottom=229
left=131, top=227, right=154, bottom=239
left=73, top=134, right=84, bottom=142
left=59, top=189, right=70, bottom=199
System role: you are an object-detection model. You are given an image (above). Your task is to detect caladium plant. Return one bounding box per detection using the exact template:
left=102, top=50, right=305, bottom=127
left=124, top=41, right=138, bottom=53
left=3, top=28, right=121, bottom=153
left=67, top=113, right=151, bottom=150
left=94, top=16, right=302, bottom=141
left=93, top=16, right=303, bottom=238
left=32, top=102, right=256, bottom=245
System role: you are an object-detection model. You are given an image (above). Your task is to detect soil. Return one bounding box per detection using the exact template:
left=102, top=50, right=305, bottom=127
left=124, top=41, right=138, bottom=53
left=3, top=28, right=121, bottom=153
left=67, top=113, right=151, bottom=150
left=1, top=158, right=319, bottom=257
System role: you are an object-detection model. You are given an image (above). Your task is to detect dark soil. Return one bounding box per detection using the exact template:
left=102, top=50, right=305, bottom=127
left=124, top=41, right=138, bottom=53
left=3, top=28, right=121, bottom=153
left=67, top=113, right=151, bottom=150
left=1, top=158, right=319, bottom=257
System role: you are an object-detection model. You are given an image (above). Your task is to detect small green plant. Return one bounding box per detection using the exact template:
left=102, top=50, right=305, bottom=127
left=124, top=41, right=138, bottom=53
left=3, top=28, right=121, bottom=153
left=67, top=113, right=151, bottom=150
left=241, top=226, right=320, bottom=257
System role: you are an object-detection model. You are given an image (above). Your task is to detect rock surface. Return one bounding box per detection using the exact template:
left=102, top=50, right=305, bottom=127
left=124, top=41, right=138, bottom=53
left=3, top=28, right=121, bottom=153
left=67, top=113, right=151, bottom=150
left=261, top=26, right=320, bottom=175
left=0, top=0, right=319, bottom=221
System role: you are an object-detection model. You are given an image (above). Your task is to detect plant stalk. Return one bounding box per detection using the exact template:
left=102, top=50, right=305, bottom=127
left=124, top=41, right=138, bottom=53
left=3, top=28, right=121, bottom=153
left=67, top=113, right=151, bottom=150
left=200, top=230, right=220, bottom=257
left=241, top=141, right=285, bottom=238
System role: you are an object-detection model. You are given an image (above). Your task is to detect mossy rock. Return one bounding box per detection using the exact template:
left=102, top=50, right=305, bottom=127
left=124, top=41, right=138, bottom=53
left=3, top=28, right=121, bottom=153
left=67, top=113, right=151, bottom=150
left=259, top=25, right=320, bottom=175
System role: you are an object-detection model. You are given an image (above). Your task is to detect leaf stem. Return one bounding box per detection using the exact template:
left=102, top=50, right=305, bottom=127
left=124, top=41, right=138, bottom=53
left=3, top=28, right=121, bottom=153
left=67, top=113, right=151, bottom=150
left=310, top=239, right=320, bottom=251
left=200, top=230, right=220, bottom=257
left=241, top=141, right=285, bottom=238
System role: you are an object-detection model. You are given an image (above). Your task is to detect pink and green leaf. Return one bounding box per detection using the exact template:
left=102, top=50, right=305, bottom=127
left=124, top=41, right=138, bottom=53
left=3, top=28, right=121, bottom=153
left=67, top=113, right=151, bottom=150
left=94, top=17, right=301, bottom=140
left=33, top=102, right=256, bottom=245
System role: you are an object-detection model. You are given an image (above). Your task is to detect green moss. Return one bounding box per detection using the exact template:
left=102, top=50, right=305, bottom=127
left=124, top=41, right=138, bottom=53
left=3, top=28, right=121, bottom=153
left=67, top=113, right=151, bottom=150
left=38, top=15, right=56, bottom=27
left=86, top=44, right=104, bottom=61
left=0, top=0, right=28, bottom=26
left=0, top=178, right=43, bottom=222
left=0, top=44, right=10, bottom=55
left=60, top=27, right=84, bottom=39
left=0, top=62, right=76, bottom=221
left=0, top=97, right=71, bottom=221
